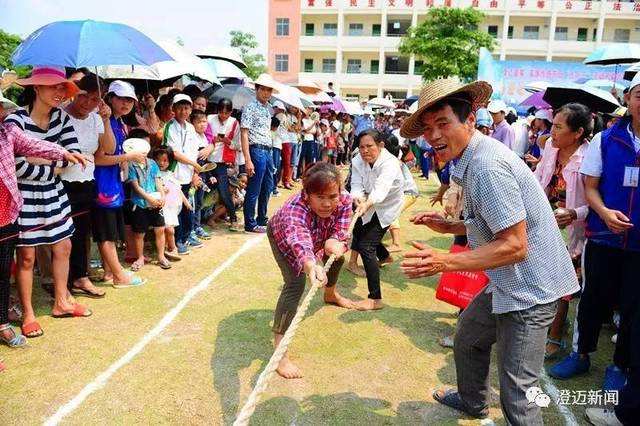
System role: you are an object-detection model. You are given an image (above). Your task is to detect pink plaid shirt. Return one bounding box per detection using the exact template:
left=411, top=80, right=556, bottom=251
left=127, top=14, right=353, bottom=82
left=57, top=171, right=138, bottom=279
left=0, top=123, right=66, bottom=226
left=270, top=192, right=352, bottom=275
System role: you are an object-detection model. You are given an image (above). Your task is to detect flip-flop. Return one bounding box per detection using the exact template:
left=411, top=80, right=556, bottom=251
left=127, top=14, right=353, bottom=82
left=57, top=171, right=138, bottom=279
left=52, top=304, right=93, bottom=318
left=158, top=259, right=172, bottom=270
left=432, top=389, right=488, bottom=419
left=21, top=321, right=43, bottom=338
left=165, top=251, right=182, bottom=262
left=70, top=286, right=106, bottom=299
left=112, top=276, right=146, bottom=289
left=129, top=259, right=144, bottom=272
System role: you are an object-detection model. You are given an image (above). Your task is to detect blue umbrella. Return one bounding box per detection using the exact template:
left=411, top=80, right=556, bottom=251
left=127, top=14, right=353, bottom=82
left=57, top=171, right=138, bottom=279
left=12, top=20, right=173, bottom=67
left=584, top=44, right=640, bottom=66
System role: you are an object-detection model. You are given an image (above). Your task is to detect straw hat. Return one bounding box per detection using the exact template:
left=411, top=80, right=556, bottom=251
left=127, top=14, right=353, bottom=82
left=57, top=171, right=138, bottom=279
left=0, top=69, right=18, bottom=90
left=0, top=90, right=17, bottom=111
left=15, top=66, right=80, bottom=98
left=400, top=78, right=492, bottom=138
left=253, top=73, right=280, bottom=93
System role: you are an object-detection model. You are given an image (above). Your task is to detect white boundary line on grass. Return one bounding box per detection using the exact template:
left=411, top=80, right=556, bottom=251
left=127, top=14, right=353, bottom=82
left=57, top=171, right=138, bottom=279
left=540, top=370, right=579, bottom=425
left=44, top=235, right=265, bottom=426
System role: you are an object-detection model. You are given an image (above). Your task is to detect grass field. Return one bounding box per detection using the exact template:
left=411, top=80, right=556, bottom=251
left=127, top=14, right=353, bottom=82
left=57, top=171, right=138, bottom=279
left=0, top=173, right=615, bottom=425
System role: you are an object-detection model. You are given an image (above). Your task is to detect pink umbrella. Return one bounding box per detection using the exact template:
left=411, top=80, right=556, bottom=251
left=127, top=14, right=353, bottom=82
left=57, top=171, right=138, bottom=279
left=519, top=91, right=551, bottom=109
left=320, top=97, right=347, bottom=113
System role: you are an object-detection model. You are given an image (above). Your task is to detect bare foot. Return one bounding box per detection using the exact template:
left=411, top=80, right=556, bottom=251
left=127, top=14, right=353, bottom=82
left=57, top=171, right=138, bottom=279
left=378, top=256, right=394, bottom=267
left=324, top=289, right=355, bottom=309
left=346, top=263, right=366, bottom=277
left=387, top=244, right=402, bottom=253
left=276, top=355, right=303, bottom=379
left=353, top=299, right=383, bottom=311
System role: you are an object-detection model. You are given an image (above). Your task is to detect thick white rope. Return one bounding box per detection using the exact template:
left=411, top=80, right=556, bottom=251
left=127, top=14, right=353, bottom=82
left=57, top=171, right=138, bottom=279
left=233, top=211, right=361, bottom=426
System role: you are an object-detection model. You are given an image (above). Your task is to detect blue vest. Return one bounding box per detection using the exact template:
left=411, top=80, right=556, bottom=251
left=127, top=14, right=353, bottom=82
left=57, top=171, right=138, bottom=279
left=586, top=117, right=640, bottom=251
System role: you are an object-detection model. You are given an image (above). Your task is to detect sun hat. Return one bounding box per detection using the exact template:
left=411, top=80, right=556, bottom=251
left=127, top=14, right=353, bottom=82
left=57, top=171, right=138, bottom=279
left=108, top=80, right=136, bottom=100
left=0, top=69, right=18, bottom=90
left=487, top=99, right=508, bottom=114
left=400, top=77, right=492, bottom=138
left=475, top=108, right=493, bottom=128
left=15, top=66, right=80, bottom=98
left=253, top=73, right=280, bottom=93
left=272, top=100, right=286, bottom=110
left=629, top=72, right=640, bottom=93
left=123, top=138, right=150, bottom=155
left=534, top=109, right=553, bottom=122
left=172, top=93, right=192, bottom=105
left=0, top=90, right=17, bottom=111
left=320, top=118, right=330, bottom=127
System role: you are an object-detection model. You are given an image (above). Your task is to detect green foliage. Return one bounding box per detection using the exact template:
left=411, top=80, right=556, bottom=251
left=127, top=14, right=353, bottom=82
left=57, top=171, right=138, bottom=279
left=399, top=7, right=495, bottom=82
left=0, top=29, right=30, bottom=101
left=229, top=30, right=267, bottom=80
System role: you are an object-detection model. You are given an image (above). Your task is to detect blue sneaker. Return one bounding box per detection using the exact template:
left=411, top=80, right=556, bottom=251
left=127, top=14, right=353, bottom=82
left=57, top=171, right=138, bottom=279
left=603, top=365, right=627, bottom=392
left=195, top=227, right=211, bottom=240
left=176, top=242, right=190, bottom=255
left=548, top=351, right=590, bottom=379
left=187, top=235, right=203, bottom=248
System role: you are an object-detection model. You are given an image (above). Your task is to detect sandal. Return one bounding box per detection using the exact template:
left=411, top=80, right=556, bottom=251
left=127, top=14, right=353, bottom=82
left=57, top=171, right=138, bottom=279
left=165, top=251, right=181, bottom=262
left=112, top=275, right=146, bottom=289
left=21, top=321, right=43, bottom=338
left=52, top=303, right=93, bottom=318
left=158, top=259, right=172, bottom=270
left=71, top=284, right=106, bottom=299
left=545, top=338, right=566, bottom=360
left=129, top=259, right=144, bottom=272
left=433, top=389, right=488, bottom=419
left=8, top=296, right=22, bottom=322
left=0, top=324, right=27, bottom=348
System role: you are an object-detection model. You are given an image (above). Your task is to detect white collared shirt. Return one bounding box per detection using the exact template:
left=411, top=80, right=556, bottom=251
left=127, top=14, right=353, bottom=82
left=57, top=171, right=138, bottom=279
left=165, top=119, right=199, bottom=184
left=350, top=148, right=405, bottom=228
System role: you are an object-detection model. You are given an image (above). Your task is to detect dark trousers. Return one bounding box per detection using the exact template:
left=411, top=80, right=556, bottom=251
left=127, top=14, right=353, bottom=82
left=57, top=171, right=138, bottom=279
left=616, top=293, right=640, bottom=424
left=455, top=290, right=557, bottom=425
left=577, top=240, right=640, bottom=370
left=193, top=187, right=204, bottom=229
left=214, top=163, right=237, bottom=222
left=351, top=213, right=389, bottom=300
left=243, top=145, right=273, bottom=231
left=0, top=223, right=17, bottom=324
left=63, top=180, right=94, bottom=285
left=268, top=225, right=344, bottom=334
left=176, top=184, right=193, bottom=244
left=299, top=140, right=316, bottom=176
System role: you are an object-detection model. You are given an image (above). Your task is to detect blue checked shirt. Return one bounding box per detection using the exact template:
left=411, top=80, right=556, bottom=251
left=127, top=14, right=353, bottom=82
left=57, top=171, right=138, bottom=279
left=452, top=132, right=580, bottom=314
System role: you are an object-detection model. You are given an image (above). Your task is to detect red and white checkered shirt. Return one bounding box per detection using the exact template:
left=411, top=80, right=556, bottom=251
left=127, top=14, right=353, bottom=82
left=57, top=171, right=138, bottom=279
left=0, top=123, right=65, bottom=227
left=270, top=192, right=352, bottom=275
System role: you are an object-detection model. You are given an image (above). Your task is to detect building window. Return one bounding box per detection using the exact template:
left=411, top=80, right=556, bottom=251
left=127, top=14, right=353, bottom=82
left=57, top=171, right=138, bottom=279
left=555, top=27, right=568, bottom=41
left=488, top=25, right=498, bottom=38
left=385, top=56, right=409, bottom=74
left=614, top=29, right=630, bottom=43
left=347, top=59, right=362, bottom=73
left=370, top=59, right=380, bottom=74
left=383, top=91, right=406, bottom=100
left=372, top=24, right=381, bottom=36
left=345, top=94, right=359, bottom=101
left=348, top=23, right=364, bottom=36
left=276, top=18, right=289, bottom=36
left=523, top=26, right=539, bottom=40
left=304, top=58, right=314, bottom=72
left=577, top=27, right=588, bottom=42
left=414, top=60, right=424, bottom=75
left=508, top=26, right=514, bottom=39
left=323, top=23, right=338, bottom=36
left=322, top=58, right=336, bottom=73
left=387, top=19, right=411, bottom=37
left=275, top=54, right=289, bottom=72
left=305, top=23, right=315, bottom=36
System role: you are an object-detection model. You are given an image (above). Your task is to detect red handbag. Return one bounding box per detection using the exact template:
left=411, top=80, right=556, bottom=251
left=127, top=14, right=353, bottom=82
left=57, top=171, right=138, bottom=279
left=220, top=120, right=239, bottom=164
left=435, top=244, right=489, bottom=309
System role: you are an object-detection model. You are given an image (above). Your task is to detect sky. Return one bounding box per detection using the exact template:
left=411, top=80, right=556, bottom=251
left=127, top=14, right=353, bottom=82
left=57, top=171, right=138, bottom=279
left=0, top=0, right=268, bottom=55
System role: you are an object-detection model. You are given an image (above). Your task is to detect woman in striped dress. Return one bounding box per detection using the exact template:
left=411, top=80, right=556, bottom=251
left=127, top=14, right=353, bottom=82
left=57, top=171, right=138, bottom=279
left=5, top=67, right=92, bottom=338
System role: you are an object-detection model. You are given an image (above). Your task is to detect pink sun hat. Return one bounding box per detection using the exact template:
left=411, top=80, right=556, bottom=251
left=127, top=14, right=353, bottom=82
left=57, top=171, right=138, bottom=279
left=15, top=66, right=80, bottom=98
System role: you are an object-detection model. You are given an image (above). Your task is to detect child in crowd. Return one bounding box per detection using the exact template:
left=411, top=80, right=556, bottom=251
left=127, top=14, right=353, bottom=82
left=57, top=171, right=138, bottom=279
left=154, top=148, right=190, bottom=261
left=163, top=94, right=203, bottom=255
left=127, top=141, right=170, bottom=270
left=270, top=116, right=282, bottom=197
left=190, top=109, right=212, bottom=240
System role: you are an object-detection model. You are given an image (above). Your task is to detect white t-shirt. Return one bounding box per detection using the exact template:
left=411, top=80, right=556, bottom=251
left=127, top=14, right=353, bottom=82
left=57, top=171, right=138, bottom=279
left=302, top=118, right=316, bottom=141
left=331, top=119, right=342, bottom=133
left=581, top=127, right=640, bottom=177
left=165, top=119, right=200, bottom=184
left=61, top=112, right=104, bottom=182
left=207, top=115, right=239, bottom=163
left=288, top=115, right=299, bottom=144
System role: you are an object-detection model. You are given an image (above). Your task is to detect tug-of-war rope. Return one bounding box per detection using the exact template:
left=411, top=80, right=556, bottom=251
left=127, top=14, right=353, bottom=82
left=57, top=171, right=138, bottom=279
left=233, top=210, right=363, bottom=426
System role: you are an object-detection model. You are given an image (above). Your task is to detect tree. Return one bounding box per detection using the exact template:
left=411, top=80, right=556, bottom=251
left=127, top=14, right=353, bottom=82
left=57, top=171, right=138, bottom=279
left=0, top=29, right=30, bottom=101
left=229, top=30, right=267, bottom=80
left=399, top=7, right=495, bottom=82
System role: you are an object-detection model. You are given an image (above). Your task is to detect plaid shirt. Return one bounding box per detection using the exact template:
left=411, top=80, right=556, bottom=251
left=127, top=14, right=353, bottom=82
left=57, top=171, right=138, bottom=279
left=452, top=131, right=579, bottom=314
left=270, top=192, right=352, bottom=275
left=0, top=123, right=65, bottom=226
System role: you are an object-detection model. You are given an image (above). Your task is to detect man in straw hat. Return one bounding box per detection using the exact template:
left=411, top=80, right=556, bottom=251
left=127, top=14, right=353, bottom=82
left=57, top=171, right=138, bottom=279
left=400, top=78, right=579, bottom=424
left=241, top=73, right=279, bottom=233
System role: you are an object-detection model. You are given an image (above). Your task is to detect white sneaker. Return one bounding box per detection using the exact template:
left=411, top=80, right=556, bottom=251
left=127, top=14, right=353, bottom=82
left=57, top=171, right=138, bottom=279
left=612, top=334, right=618, bottom=344
left=585, top=408, right=623, bottom=426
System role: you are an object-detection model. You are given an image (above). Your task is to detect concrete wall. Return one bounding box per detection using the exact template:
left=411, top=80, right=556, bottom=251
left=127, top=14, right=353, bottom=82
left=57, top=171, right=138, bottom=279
left=268, top=0, right=301, bottom=82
